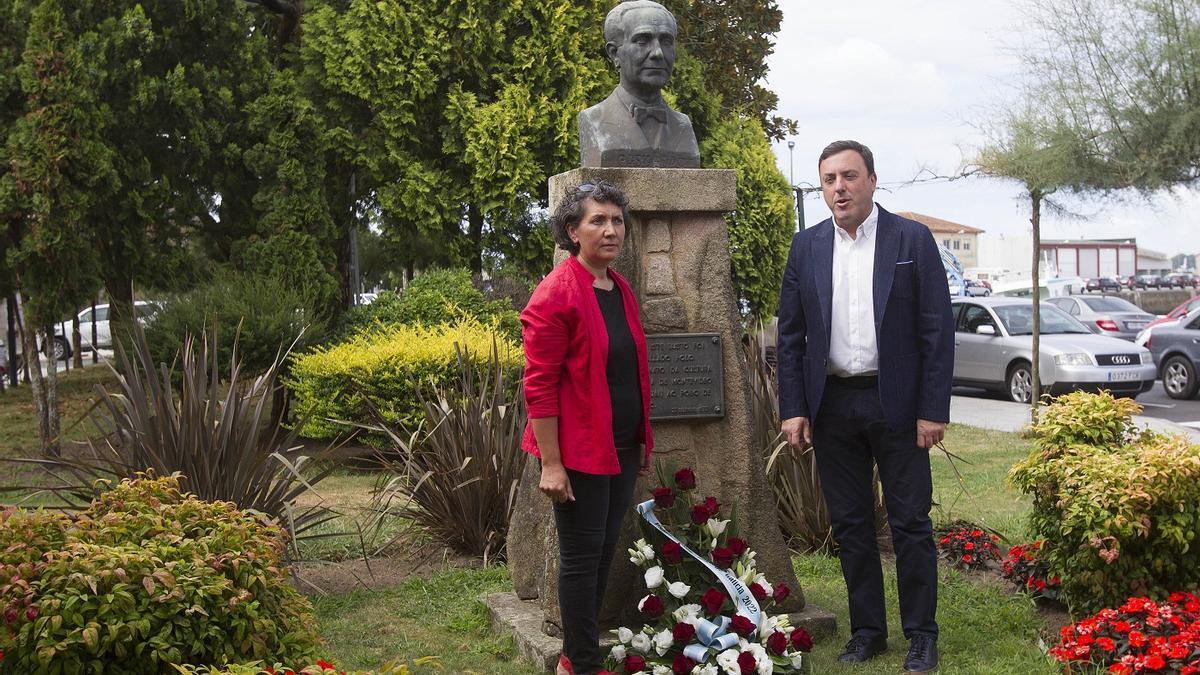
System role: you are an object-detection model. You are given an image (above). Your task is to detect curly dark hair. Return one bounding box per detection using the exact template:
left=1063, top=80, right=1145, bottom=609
left=550, top=180, right=630, bottom=255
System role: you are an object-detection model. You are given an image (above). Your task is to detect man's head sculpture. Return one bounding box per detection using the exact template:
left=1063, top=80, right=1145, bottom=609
left=579, top=0, right=701, bottom=168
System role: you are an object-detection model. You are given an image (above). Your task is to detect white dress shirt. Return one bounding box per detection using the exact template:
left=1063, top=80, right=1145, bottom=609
left=828, top=204, right=880, bottom=377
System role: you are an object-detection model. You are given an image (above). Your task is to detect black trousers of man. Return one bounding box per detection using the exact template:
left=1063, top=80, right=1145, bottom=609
left=813, top=375, right=939, bottom=641
left=552, top=446, right=640, bottom=675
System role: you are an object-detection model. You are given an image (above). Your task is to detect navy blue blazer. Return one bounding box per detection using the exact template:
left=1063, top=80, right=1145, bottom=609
left=776, top=205, right=954, bottom=432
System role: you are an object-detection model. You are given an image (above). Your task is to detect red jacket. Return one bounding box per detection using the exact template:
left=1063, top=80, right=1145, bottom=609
left=521, top=255, right=653, bottom=475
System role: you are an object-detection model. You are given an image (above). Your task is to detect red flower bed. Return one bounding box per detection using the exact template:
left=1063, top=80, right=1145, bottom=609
left=934, top=523, right=1001, bottom=571
left=1000, top=541, right=1062, bottom=601
left=1050, top=592, right=1200, bottom=673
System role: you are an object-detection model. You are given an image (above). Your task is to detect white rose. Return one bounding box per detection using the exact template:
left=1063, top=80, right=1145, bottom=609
left=716, top=648, right=741, bottom=675
left=653, top=628, right=674, bottom=656
left=632, top=631, right=653, bottom=653
left=668, top=580, right=691, bottom=599
left=673, top=603, right=702, bottom=625
left=652, top=667, right=672, bottom=675
left=610, top=644, right=627, bottom=661
left=695, top=665, right=720, bottom=675
left=618, top=626, right=635, bottom=644
left=644, top=565, right=665, bottom=589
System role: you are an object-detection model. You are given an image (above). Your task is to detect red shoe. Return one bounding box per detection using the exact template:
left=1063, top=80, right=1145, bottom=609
left=557, top=655, right=574, bottom=675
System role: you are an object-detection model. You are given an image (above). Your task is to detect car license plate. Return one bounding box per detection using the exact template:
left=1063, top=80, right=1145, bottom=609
left=1126, top=321, right=1147, bottom=329
left=1107, top=370, right=1142, bottom=382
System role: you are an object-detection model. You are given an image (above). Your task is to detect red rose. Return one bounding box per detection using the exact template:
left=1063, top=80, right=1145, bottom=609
left=673, top=622, right=696, bottom=642
left=661, top=541, right=683, bottom=565
left=674, top=468, right=697, bottom=490
left=624, top=655, right=647, bottom=673
left=701, top=588, right=726, bottom=615
left=654, top=487, right=676, bottom=508
left=791, top=627, right=814, bottom=651
left=749, top=583, right=768, bottom=602
left=737, top=651, right=757, bottom=674
left=730, top=614, right=756, bottom=637
left=727, top=537, right=749, bottom=556
left=767, top=630, right=788, bottom=655
left=702, top=496, right=720, bottom=517
left=691, top=505, right=711, bottom=525
left=773, top=583, right=791, bottom=603
left=712, top=547, right=735, bottom=569
left=672, top=654, right=696, bottom=675
left=640, top=594, right=664, bottom=619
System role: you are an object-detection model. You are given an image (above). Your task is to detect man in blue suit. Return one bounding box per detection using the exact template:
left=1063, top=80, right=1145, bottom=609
left=777, top=140, right=954, bottom=673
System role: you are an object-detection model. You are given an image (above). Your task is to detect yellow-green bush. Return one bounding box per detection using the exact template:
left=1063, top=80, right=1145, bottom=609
left=285, top=320, right=522, bottom=441
left=1009, top=391, right=1200, bottom=612
left=0, top=476, right=320, bottom=674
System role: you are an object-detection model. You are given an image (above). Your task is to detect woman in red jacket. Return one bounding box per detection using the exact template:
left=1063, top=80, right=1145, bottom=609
left=521, top=180, right=653, bottom=675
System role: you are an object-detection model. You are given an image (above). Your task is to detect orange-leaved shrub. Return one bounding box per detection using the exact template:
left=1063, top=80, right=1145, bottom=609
left=1009, top=391, right=1200, bottom=612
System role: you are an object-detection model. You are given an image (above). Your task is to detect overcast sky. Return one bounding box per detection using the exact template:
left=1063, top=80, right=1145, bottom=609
left=766, top=0, right=1199, bottom=258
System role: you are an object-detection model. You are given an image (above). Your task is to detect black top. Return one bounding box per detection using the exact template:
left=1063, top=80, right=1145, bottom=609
left=593, top=285, right=643, bottom=449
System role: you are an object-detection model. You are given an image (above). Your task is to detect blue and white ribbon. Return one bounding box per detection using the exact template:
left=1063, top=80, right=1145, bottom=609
left=635, top=498, right=761, bottom=661
left=682, top=616, right=741, bottom=663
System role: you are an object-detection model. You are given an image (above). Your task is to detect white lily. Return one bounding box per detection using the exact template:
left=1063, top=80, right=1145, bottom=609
left=705, top=518, right=730, bottom=539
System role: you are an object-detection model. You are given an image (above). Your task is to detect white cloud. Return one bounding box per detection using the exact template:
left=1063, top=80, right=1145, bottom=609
left=764, top=0, right=1200, bottom=260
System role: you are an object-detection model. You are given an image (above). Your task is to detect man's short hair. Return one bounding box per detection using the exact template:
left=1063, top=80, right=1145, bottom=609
left=818, top=140, right=876, bottom=176
left=550, top=180, right=630, bottom=255
left=604, top=0, right=677, bottom=45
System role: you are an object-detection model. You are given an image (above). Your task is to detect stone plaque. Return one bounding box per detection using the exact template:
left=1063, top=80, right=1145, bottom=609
left=647, top=333, right=724, bottom=420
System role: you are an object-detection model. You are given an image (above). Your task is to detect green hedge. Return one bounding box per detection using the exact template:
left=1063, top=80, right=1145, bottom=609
left=1009, top=391, right=1200, bottom=612
left=286, top=320, right=523, bottom=442
left=145, top=271, right=327, bottom=377
left=0, top=476, right=319, bottom=673
left=338, top=269, right=520, bottom=341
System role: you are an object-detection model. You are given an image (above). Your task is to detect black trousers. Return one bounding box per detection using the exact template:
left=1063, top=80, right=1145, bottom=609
left=813, top=376, right=938, bottom=641
left=552, top=446, right=640, bottom=675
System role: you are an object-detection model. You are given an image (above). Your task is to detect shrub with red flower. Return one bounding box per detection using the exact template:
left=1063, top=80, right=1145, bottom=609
left=1000, top=541, right=1062, bottom=601
left=1049, top=592, right=1200, bottom=673
left=933, top=522, right=1001, bottom=571
left=606, top=465, right=813, bottom=673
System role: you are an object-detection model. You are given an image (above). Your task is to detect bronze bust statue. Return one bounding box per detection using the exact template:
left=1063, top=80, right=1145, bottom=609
left=579, top=0, right=701, bottom=168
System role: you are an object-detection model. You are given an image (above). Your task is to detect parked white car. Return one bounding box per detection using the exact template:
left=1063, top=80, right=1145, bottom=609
left=50, top=301, right=159, bottom=359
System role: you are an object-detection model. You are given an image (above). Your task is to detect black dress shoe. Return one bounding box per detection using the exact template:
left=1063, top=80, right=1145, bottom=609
left=903, top=634, right=939, bottom=672
left=837, top=634, right=888, bottom=662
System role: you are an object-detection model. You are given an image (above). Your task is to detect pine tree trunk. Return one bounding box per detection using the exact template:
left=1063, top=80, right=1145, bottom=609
left=1030, top=190, right=1042, bottom=425
left=43, top=326, right=60, bottom=457
left=72, top=314, right=82, bottom=368
left=14, top=293, right=50, bottom=451
left=467, top=203, right=484, bottom=277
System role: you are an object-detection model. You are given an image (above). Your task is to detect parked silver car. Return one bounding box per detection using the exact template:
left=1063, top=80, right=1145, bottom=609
left=1145, top=308, right=1200, bottom=399
left=952, top=297, right=1156, bottom=403
left=1044, top=295, right=1155, bottom=342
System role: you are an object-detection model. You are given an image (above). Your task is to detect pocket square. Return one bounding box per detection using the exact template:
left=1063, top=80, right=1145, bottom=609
left=896, top=260, right=914, bottom=265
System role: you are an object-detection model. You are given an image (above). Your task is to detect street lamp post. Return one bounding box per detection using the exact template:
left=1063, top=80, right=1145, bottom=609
left=787, top=140, right=799, bottom=231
